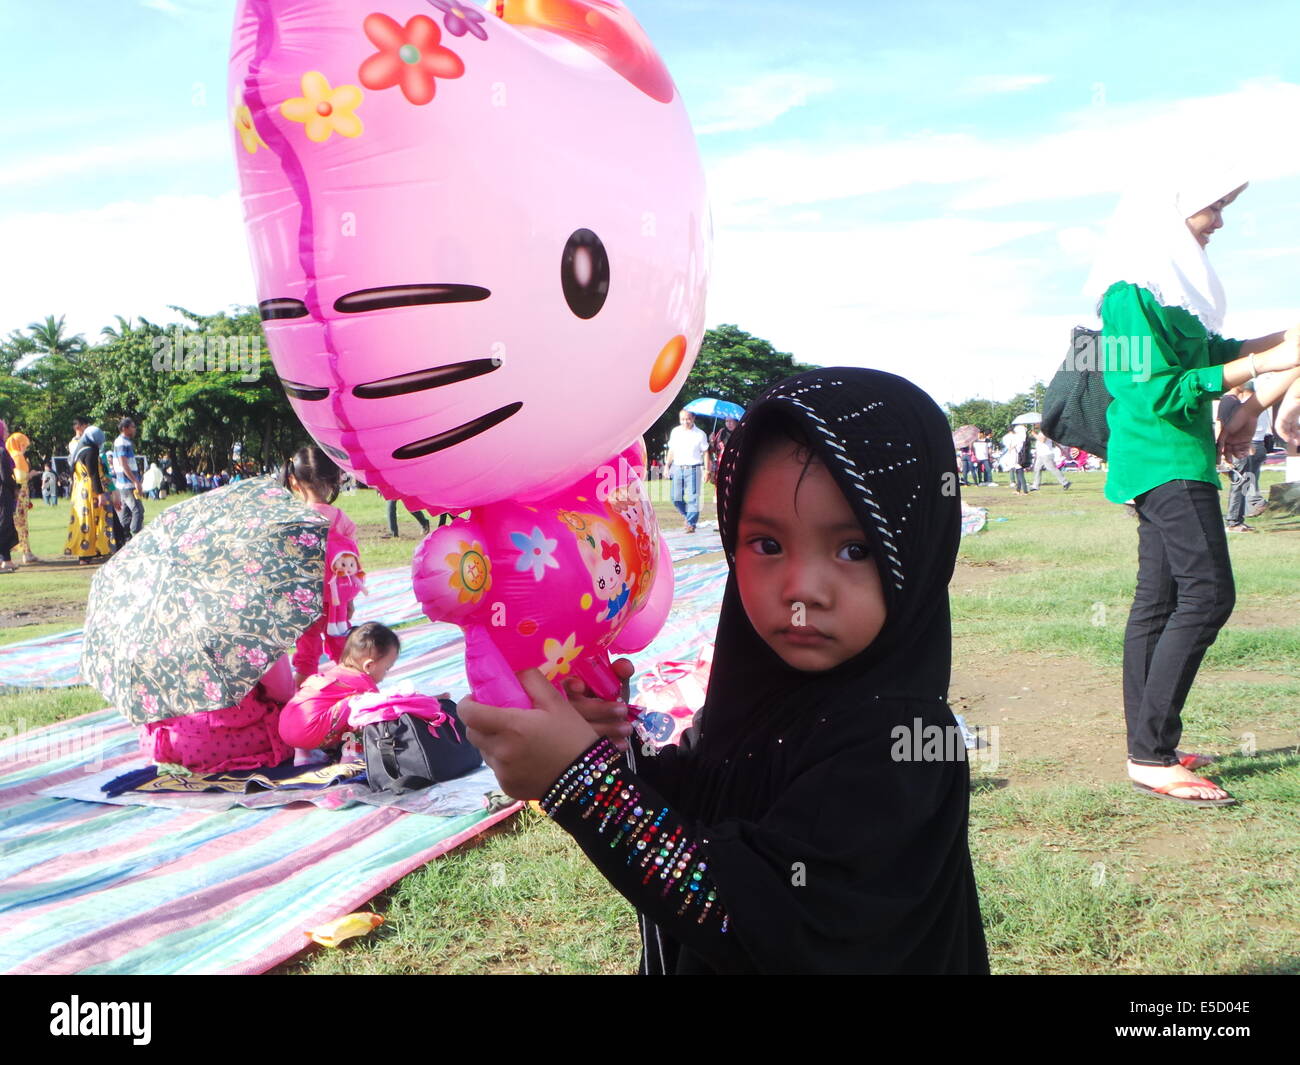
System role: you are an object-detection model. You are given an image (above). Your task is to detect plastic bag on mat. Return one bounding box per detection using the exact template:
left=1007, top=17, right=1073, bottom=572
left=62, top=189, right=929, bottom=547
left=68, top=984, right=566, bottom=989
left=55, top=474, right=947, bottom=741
left=630, top=644, right=713, bottom=749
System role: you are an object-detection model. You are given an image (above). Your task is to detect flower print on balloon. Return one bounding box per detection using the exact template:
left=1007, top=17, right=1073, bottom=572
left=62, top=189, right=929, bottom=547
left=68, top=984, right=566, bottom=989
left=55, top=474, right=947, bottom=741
left=358, top=13, right=464, bottom=105
left=280, top=72, right=364, bottom=141
left=427, top=0, right=490, bottom=40
left=511, top=526, right=559, bottom=581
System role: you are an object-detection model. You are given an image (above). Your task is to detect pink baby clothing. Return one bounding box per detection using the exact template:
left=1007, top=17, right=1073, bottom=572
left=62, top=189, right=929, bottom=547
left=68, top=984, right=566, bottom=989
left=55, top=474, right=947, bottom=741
left=140, top=656, right=295, bottom=773
left=308, top=501, right=358, bottom=542
left=279, top=662, right=379, bottom=750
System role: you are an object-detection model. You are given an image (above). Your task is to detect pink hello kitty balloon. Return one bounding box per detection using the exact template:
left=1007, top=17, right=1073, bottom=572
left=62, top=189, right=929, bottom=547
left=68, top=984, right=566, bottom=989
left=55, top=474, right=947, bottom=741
left=412, top=442, right=673, bottom=706
left=229, top=0, right=711, bottom=510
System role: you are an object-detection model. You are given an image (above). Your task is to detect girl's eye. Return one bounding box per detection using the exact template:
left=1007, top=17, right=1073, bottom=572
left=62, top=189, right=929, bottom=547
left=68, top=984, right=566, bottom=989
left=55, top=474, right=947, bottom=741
left=746, top=536, right=781, bottom=556
left=839, top=542, right=871, bottom=562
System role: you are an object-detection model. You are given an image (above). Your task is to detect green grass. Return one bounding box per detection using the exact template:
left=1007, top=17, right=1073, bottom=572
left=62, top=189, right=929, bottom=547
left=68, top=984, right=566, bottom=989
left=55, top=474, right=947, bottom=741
left=5, top=469, right=1299, bottom=973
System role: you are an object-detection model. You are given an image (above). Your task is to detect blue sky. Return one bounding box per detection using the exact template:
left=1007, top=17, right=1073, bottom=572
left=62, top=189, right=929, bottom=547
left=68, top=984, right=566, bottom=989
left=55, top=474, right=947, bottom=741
left=3, top=0, right=1299, bottom=404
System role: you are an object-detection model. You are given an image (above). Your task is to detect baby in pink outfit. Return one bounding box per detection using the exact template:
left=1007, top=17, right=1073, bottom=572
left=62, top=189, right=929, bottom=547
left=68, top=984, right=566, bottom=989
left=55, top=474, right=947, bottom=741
left=280, top=622, right=401, bottom=753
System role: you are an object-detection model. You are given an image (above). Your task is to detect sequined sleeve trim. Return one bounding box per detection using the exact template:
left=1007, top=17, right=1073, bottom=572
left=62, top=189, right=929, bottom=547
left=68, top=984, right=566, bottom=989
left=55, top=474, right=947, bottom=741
left=541, top=738, right=729, bottom=934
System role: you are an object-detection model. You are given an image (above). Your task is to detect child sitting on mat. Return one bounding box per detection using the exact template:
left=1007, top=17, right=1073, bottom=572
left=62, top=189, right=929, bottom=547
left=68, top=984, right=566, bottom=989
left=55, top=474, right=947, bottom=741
left=279, top=622, right=401, bottom=762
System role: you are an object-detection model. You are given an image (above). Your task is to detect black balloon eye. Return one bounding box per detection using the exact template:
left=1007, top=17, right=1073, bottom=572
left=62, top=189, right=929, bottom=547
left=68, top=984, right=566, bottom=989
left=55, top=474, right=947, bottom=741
left=561, top=229, right=610, bottom=320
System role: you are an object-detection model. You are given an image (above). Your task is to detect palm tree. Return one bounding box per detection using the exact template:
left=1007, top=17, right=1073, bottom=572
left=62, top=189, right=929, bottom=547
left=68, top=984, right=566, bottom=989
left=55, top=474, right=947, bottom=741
left=27, top=315, right=87, bottom=360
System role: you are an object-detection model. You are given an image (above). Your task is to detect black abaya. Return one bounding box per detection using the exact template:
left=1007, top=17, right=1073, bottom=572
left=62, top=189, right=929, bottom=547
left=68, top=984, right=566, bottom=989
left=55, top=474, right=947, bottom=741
left=547, top=368, right=989, bottom=974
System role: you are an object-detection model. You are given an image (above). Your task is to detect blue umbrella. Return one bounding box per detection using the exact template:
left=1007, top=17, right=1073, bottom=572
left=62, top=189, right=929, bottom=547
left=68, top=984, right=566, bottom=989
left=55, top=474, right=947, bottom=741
left=685, top=397, right=745, bottom=420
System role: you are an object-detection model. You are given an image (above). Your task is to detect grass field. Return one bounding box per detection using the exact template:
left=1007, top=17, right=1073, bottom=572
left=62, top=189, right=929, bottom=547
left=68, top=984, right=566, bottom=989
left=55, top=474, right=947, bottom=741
left=4, top=472, right=1298, bottom=974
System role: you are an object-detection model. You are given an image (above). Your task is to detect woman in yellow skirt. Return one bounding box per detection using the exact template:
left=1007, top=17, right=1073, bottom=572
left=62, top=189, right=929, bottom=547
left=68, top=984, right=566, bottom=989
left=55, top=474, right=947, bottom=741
left=63, top=426, right=116, bottom=565
left=5, top=431, right=39, bottom=564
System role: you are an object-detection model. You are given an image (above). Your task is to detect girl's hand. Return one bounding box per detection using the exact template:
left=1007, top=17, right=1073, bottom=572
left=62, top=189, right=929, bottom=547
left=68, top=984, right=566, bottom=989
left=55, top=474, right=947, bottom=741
left=458, top=669, right=601, bottom=800
left=563, top=657, right=636, bottom=751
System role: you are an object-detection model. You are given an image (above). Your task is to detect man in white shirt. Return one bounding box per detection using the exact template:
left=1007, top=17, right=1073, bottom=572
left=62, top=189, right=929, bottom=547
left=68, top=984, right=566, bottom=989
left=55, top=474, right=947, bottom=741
left=665, top=409, right=710, bottom=533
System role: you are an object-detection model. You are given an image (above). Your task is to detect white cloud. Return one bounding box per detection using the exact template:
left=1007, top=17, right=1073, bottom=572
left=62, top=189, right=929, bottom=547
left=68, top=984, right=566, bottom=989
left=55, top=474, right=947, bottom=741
left=705, top=133, right=1002, bottom=226
left=704, top=220, right=1067, bottom=403
left=703, top=79, right=1300, bottom=227
left=949, top=79, right=1300, bottom=210
left=964, top=74, right=1051, bottom=95
left=0, top=192, right=256, bottom=341
left=1, top=122, right=228, bottom=189
left=695, top=72, right=835, bottom=135
left=141, top=0, right=184, bottom=15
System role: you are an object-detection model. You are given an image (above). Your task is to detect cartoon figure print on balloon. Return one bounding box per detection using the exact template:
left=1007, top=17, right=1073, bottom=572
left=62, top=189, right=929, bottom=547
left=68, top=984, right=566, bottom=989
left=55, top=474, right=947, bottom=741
left=413, top=444, right=673, bottom=709
left=230, top=0, right=711, bottom=511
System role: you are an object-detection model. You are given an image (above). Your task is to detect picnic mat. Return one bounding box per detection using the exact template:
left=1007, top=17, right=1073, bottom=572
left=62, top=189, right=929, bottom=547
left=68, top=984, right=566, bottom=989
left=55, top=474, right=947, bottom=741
left=0, top=709, right=519, bottom=974
left=0, top=558, right=728, bottom=975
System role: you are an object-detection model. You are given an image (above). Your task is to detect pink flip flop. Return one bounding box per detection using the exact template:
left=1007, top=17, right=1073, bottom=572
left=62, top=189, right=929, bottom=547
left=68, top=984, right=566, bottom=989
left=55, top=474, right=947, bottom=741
left=1132, top=776, right=1237, bottom=808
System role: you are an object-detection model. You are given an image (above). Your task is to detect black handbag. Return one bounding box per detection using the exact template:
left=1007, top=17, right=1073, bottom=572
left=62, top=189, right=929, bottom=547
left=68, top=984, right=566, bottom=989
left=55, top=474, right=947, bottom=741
left=363, top=699, right=482, bottom=795
left=1041, top=326, right=1113, bottom=459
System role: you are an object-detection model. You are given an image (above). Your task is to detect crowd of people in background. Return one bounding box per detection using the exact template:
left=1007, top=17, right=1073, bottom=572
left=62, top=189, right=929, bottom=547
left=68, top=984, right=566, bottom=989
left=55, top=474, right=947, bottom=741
left=0, top=411, right=291, bottom=570
left=956, top=427, right=1089, bottom=493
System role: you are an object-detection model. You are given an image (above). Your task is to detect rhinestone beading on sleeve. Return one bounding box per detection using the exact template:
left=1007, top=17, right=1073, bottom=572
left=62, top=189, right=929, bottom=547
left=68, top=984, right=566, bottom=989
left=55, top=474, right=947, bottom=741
left=541, top=739, right=730, bottom=931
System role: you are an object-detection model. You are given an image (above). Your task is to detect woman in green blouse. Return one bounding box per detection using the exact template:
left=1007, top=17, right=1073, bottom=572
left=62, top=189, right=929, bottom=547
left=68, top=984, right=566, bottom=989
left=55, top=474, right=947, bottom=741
left=1087, top=174, right=1300, bottom=806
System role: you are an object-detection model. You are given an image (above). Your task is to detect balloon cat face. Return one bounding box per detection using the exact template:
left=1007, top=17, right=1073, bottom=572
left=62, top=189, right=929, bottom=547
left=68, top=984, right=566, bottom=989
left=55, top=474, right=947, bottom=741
left=231, top=0, right=710, bottom=510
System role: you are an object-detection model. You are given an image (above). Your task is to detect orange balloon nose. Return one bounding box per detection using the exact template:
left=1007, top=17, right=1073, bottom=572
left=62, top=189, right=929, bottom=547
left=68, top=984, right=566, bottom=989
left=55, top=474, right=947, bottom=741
left=649, top=335, right=687, bottom=394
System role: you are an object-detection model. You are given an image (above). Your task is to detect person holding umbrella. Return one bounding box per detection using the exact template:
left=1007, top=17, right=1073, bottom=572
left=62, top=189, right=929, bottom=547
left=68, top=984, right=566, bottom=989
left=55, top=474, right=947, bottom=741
left=708, top=416, right=739, bottom=486
left=1000, top=424, right=1030, bottom=495
left=82, top=477, right=334, bottom=772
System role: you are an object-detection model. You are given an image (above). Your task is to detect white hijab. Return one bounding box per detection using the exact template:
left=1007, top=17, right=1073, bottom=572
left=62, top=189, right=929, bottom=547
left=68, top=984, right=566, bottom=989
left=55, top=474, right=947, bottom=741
left=1084, top=170, right=1249, bottom=336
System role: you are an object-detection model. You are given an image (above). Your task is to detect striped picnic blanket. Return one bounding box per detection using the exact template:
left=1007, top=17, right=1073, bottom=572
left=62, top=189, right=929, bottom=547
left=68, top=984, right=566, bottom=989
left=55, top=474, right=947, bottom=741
left=0, top=708, right=519, bottom=974
left=0, top=558, right=727, bottom=974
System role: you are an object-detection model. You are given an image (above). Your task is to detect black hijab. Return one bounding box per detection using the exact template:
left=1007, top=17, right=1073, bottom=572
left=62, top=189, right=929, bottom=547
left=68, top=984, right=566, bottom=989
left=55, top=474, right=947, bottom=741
left=648, top=368, right=987, bottom=974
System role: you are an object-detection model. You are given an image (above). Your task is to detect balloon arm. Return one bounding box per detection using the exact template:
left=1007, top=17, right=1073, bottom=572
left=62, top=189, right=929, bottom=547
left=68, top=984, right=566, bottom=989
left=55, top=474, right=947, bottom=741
left=464, top=625, right=532, bottom=709
left=570, top=653, right=620, bottom=702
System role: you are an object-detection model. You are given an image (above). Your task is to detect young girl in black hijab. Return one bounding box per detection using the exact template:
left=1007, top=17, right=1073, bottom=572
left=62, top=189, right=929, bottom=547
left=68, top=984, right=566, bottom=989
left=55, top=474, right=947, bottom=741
left=458, top=368, right=989, bottom=974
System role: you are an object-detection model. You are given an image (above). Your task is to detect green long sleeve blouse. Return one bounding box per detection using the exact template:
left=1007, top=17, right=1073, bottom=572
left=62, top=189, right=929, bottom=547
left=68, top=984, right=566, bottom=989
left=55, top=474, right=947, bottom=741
left=1100, top=281, right=1243, bottom=504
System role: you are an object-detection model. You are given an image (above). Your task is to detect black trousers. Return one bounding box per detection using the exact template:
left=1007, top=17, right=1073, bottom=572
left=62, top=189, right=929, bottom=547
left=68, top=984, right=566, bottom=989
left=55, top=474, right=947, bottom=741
left=1123, top=480, right=1235, bottom=765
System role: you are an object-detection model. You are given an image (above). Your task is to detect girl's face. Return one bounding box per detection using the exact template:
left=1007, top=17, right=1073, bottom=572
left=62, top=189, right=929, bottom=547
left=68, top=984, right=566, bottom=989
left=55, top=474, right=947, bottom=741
left=735, top=441, right=887, bottom=672
left=1185, top=185, right=1245, bottom=248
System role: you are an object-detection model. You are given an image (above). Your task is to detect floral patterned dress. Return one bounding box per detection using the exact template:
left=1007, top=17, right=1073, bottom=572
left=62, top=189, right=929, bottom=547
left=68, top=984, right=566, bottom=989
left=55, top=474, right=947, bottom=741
left=63, top=443, right=117, bottom=559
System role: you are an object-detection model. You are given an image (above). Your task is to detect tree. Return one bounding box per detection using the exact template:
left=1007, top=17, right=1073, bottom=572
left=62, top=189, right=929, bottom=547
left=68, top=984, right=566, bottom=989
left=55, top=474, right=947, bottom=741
left=26, top=315, right=87, bottom=361
left=946, top=388, right=1043, bottom=443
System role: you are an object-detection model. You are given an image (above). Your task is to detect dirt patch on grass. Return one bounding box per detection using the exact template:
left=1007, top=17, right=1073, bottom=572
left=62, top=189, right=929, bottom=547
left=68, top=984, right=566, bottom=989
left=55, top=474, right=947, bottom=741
left=0, top=597, right=84, bottom=629
left=952, top=654, right=1129, bottom=787
left=1224, top=605, right=1289, bottom=629
left=949, top=558, right=1032, bottom=593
